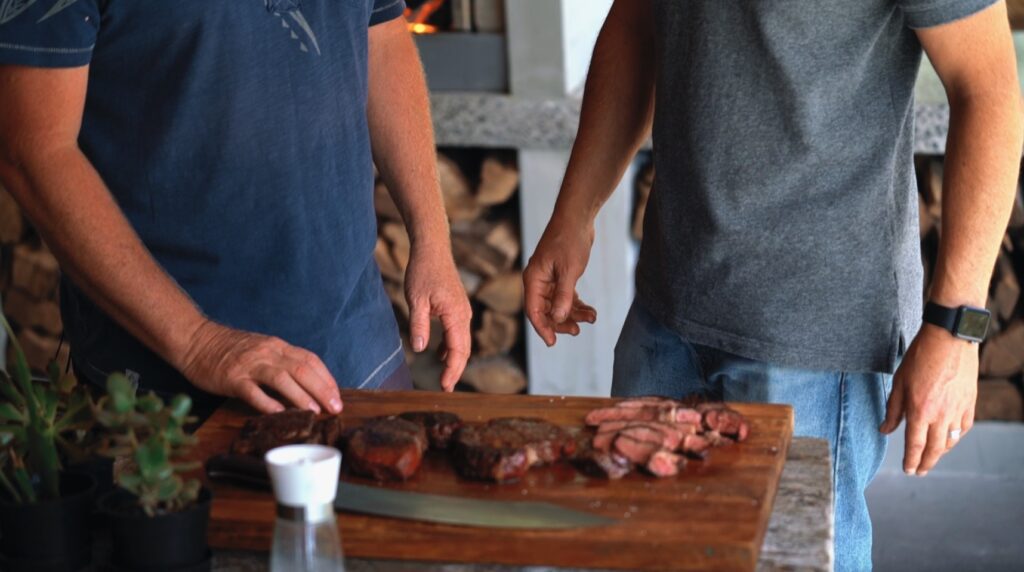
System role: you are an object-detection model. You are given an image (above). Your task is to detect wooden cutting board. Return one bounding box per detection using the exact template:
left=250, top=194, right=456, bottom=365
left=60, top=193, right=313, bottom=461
left=191, top=390, right=793, bottom=571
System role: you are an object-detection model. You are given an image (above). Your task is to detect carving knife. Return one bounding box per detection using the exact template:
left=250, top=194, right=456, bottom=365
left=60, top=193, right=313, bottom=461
left=205, top=454, right=615, bottom=530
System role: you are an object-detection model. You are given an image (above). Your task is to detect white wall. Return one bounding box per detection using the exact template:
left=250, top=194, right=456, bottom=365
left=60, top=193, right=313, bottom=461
left=560, top=0, right=613, bottom=93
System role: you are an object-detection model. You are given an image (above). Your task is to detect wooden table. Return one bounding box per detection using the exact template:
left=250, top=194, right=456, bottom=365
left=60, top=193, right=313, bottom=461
left=195, top=391, right=833, bottom=572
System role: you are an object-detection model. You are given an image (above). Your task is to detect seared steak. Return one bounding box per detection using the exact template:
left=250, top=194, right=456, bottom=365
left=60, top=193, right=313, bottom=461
left=451, top=417, right=574, bottom=482
left=645, top=450, right=686, bottom=478
left=344, top=416, right=428, bottom=481
left=398, top=411, right=463, bottom=449
left=232, top=409, right=318, bottom=457
left=698, top=403, right=750, bottom=442
left=571, top=431, right=632, bottom=480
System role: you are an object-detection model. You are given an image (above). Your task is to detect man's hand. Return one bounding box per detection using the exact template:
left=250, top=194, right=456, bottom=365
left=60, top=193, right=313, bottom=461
left=880, top=324, right=978, bottom=476
left=524, top=217, right=599, bottom=347
left=179, top=320, right=342, bottom=415
left=405, top=244, right=472, bottom=392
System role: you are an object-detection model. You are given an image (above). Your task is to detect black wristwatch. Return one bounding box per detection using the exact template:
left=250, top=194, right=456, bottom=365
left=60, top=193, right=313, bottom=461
left=922, top=301, right=991, bottom=344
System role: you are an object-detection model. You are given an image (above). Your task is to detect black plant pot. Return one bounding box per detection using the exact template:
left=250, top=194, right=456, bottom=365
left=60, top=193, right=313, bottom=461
left=0, top=472, right=96, bottom=572
left=99, top=487, right=212, bottom=572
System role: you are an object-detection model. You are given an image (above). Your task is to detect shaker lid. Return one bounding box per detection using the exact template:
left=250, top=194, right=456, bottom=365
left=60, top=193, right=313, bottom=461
left=265, top=444, right=341, bottom=508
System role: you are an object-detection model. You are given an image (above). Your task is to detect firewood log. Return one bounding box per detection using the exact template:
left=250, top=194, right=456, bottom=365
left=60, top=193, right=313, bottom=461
left=980, top=321, right=1024, bottom=378
left=461, top=356, right=527, bottom=395
left=475, top=271, right=524, bottom=314
left=11, top=244, right=60, bottom=301
left=0, top=186, right=24, bottom=245
left=438, top=154, right=483, bottom=222
left=3, top=289, right=62, bottom=336
left=474, top=310, right=519, bottom=357
left=476, top=155, right=519, bottom=206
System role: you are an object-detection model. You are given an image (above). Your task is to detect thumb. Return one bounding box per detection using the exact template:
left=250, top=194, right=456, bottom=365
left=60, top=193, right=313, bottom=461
left=409, top=296, right=430, bottom=353
left=880, top=376, right=904, bottom=434
left=551, top=273, right=578, bottom=324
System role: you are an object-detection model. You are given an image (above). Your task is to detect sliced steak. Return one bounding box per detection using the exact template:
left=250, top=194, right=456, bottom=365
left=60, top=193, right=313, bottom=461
left=585, top=403, right=703, bottom=426
left=451, top=417, right=574, bottom=482
left=398, top=411, right=463, bottom=449
left=231, top=409, right=317, bottom=457
left=571, top=432, right=633, bottom=479
left=678, top=433, right=715, bottom=459
left=612, top=434, right=662, bottom=465
left=698, top=404, right=751, bottom=442
left=645, top=450, right=686, bottom=477
left=344, top=416, right=428, bottom=481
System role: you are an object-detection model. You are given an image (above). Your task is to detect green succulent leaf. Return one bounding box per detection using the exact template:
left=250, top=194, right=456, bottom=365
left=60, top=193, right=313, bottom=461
left=106, top=374, right=136, bottom=414
left=12, top=466, right=36, bottom=504
left=0, top=403, right=25, bottom=424
left=0, top=371, right=25, bottom=408
left=57, top=372, right=77, bottom=394
left=136, top=394, right=163, bottom=414
left=135, top=437, right=171, bottom=481
left=169, top=395, right=192, bottom=420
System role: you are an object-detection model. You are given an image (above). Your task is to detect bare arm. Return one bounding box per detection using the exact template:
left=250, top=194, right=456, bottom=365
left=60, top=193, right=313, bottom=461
left=0, top=65, right=341, bottom=414
left=524, top=0, right=655, bottom=345
left=880, top=1, right=1024, bottom=474
left=367, top=18, right=472, bottom=391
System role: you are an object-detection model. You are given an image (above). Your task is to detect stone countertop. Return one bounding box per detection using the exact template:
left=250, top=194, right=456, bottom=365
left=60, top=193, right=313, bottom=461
left=430, top=91, right=950, bottom=155
left=211, top=438, right=834, bottom=572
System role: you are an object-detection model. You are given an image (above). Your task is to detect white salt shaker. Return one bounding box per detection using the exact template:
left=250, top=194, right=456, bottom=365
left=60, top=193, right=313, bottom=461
left=266, top=444, right=345, bottom=572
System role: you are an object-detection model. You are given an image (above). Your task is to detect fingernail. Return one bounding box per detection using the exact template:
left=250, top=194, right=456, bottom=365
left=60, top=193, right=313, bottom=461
left=329, top=398, right=342, bottom=413
left=904, top=469, right=913, bottom=476
left=413, top=336, right=425, bottom=352
left=918, top=471, right=928, bottom=477
left=309, top=402, right=321, bottom=414
left=272, top=404, right=286, bottom=413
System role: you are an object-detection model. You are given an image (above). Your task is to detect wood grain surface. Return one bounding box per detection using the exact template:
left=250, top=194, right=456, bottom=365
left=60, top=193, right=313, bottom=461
left=191, top=390, right=794, bottom=571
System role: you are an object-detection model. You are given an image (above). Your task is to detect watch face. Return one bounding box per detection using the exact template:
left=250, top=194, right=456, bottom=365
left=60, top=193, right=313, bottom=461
left=956, top=308, right=991, bottom=342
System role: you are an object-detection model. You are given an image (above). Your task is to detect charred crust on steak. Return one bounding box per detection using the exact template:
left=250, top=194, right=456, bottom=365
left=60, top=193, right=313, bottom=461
left=397, top=411, right=463, bottom=449
left=231, top=409, right=318, bottom=457
left=451, top=417, right=574, bottom=483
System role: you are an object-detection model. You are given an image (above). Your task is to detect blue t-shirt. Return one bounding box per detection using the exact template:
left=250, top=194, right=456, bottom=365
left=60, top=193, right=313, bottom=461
left=0, top=0, right=408, bottom=396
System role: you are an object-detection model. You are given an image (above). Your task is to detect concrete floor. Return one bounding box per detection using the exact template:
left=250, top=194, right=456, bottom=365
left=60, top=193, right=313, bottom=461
left=867, top=422, right=1024, bottom=572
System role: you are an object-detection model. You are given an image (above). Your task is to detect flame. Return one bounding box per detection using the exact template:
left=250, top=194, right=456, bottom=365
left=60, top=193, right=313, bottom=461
left=405, top=0, right=446, bottom=34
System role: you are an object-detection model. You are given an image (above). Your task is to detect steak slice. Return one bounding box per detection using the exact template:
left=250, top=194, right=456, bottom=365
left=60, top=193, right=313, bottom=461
left=678, top=433, right=715, bottom=459
left=232, top=409, right=317, bottom=457
left=698, top=404, right=751, bottom=442
left=571, top=431, right=633, bottom=480
left=451, top=417, right=574, bottom=482
left=645, top=450, right=686, bottom=477
left=315, top=416, right=346, bottom=449
left=585, top=403, right=703, bottom=426
left=344, top=416, right=428, bottom=481
left=612, top=434, right=662, bottom=465
left=398, top=411, right=463, bottom=449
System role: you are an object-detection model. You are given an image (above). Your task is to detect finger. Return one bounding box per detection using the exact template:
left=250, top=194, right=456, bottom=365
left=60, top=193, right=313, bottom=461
left=572, top=302, right=597, bottom=323
left=550, top=278, right=577, bottom=324
left=524, top=269, right=557, bottom=346
left=409, top=296, right=431, bottom=353
left=880, top=376, right=905, bottom=434
left=917, top=422, right=949, bottom=476
left=439, top=310, right=471, bottom=392
left=258, top=367, right=321, bottom=413
left=238, top=382, right=285, bottom=414
left=902, top=417, right=928, bottom=475
left=287, top=358, right=342, bottom=414
left=961, top=408, right=974, bottom=438
left=284, top=346, right=341, bottom=401
left=553, top=321, right=582, bottom=336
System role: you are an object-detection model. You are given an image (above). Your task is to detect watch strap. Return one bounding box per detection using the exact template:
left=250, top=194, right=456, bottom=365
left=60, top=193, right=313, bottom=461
left=923, top=301, right=958, bottom=334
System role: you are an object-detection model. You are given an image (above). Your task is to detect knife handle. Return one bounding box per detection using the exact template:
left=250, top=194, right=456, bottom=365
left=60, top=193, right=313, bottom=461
left=205, top=454, right=272, bottom=489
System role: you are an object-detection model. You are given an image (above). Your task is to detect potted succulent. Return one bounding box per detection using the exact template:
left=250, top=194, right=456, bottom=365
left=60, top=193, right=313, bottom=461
left=0, top=313, right=97, bottom=572
left=94, top=374, right=212, bottom=572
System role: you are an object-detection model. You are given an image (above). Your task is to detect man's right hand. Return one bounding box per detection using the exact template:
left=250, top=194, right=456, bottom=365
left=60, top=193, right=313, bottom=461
left=178, top=320, right=342, bottom=415
left=524, top=216, right=599, bottom=347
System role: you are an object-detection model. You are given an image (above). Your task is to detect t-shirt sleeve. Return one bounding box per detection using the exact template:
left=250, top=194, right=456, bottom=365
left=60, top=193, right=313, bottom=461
left=369, top=0, right=406, bottom=27
left=896, top=0, right=1000, bottom=29
left=0, top=0, right=100, bottom=68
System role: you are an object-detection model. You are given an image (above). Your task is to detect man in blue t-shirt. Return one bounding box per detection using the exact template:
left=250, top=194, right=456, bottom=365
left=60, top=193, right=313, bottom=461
left=0, top=1, right=471, bottom=417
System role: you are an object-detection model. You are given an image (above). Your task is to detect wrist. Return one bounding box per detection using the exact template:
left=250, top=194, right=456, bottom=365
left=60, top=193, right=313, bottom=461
left=171, top=314, right=216, bottom=374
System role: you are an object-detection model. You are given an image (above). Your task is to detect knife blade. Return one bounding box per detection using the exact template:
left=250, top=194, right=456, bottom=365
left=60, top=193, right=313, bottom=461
left=206, top=454, right=614, bottom=530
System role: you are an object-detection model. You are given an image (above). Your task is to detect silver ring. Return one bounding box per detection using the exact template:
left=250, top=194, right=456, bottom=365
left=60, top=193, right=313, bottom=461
left=948, top=428, right=962, bottom=441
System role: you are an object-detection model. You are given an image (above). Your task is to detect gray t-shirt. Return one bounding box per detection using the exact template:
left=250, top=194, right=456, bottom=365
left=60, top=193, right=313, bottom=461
left=638, top=0, right=997, bottom=374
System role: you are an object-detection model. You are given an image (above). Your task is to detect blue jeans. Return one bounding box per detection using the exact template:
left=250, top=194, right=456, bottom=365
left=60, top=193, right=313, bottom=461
left=612, top=300, right=891, bottom=572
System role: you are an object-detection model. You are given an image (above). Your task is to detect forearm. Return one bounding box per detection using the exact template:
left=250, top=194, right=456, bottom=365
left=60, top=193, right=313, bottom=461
left=0, top=147, right=205, bottom=370
left=930, top=91, right=1024, bottom=308
left=552, top=0, right=656, bottom=227
left=367, top=20, right=450, bottom=251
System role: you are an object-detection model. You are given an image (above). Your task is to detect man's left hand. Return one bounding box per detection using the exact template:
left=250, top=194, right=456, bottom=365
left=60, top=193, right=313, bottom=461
left=404, top=244, right=473, bottom=392
left=880, top=324, right=978, bottom=476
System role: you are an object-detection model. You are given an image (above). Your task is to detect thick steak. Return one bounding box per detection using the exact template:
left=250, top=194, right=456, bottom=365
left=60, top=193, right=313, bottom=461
left=344, top=416, right=428, bottom=481
left=571, top=431, right=633, bottom=480
left=231, top=409, right=317, bottom=457
left=451, top=417, right=574, bottom=482
left=398, top=411, right=463, bottom=449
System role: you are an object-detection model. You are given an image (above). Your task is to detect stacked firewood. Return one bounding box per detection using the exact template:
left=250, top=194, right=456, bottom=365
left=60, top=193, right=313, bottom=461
left=633, top=158, right=1024, bottom=422
left=0, top=185, right=68, bottom=373
left=374, top=150, right=528, bottom=394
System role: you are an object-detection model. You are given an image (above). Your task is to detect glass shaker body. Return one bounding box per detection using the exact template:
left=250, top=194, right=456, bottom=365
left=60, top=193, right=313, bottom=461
left=270, top=503, right=345, bottom=572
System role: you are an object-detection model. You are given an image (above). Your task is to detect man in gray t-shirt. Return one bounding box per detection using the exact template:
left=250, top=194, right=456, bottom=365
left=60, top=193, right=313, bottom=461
left=525, top=1, right=1022, bottom=569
